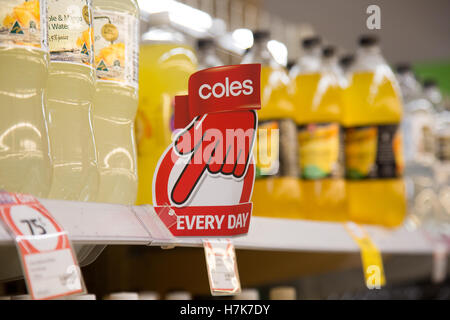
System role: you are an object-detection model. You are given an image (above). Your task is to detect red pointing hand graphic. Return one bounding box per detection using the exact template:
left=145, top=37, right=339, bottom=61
left=171, top=110, right=257, bottom=205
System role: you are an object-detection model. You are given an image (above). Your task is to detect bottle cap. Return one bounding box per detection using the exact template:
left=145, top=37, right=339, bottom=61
left=301, top=36, right=321, bottom=49
left=139, top=291, right=160, bottom=300
left=358, top=34, right=379, bottom=47
left=252, top=30, right=270, bottom=42
left=395, top=63, right=412, bottom=74
left=166, top=291, right=192, bottom=300
left=269, top=286, right=297, bottom=300
left=233, top=289, right=260, bottom=300
left=423, top=78, right=437, bottom=88
left=339, top=54, right=355, bottom=69
left=286, top=60, right=296, bottom=71
left=105, top=292, right=139, bottom=300
left=66, top=294, right=96, bottom=300
left=322, top=45, right=336, bottom=58
left=148, top=12, right=171, bottom=27
left=197, top=38, right=215, bottom=50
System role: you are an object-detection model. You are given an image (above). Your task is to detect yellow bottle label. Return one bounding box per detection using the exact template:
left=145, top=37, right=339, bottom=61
left=345, top=222, right=386, bottom=288
left=344, top=124, right=404, bottom=179
left=298, top=123, right=342, bottom=179
left=0, top=0, right=47, bottom=50
left=48, top=0, right=93, bottom=66
left=93, top=9, right=138, bottom=88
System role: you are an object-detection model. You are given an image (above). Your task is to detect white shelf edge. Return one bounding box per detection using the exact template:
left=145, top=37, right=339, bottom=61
left=0, top=198, right=434, bottom=254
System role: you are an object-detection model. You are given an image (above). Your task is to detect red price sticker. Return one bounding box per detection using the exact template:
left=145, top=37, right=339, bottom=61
left=0, top=192, right=85, bottom=300
left=203, top=239, right=241, bottom=296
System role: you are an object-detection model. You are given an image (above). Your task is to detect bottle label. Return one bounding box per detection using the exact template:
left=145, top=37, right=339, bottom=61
left=298, top=122, right=343, bottom=179
left=93, top=9, right=138, bottom=88
left=47, top=0, right=93, bottom=66
left=436, top=133, right=450, bottom=161
left=344, top=124, right=404, bottom=179
left=254, top=119, right=298, bottom=178
left=402, top=112, right=435, bottom=163
left=0, top=0, right=48, bottom=50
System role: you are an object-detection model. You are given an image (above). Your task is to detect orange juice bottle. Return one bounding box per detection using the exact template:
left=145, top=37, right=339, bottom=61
left=289, top=39, right=346, bottom=221
left=342, top=35, right=406, bottom=227
left=242, top=30, right=299, bottom=219
left=136, top=12, right=197, bottom=205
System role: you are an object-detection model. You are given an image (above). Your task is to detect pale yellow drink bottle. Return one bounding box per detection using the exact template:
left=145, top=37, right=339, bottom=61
left=0, top=0, right=52, bottom=196
left=92, top=0, right=139, bottom=204
left=46, top=0, right=98, bottom=201
left=136, top=12, right=197, bottom=205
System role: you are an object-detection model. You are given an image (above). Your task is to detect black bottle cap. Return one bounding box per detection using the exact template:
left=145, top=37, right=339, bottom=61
left=252, top=30, right=270, bottom=41
left=395, top=63, right=412, bottom=74
left=301, top=36, right=321, bottom=49
left=322, top=45, right=335, bottom=58
left=286, top=59, right=296, bottom=71
left=358, top=34, right=379, bottom=47
left=423, top=78, right=437, bottom=88
left=197, top=38, right=215, bottom=50
left=339, top=54, right=355, bottom=68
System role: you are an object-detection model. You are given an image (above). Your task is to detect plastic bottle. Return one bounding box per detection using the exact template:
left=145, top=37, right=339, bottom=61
left=196, top=38, right=223, bottom=70
left=269, top=286, right=296, bottom=300
left=342, top=35, right=405, bottom=227
left=165, top=291, right=192, bottom=300
left=289, top=40, right=346, bottom=221
left=135, top=12, right=197, bottom=205
left=138, top=291, right=160, bottom=300
left=105, top=292, right=139, bottom=300
left=46, top=0, right=98, bottom=201
left=0, top=0, right=52, bottom=197
left=395, top=65, right=436, bottom=229
left=242, top=30, right=299, bottom=219
left=92, top=0, right=139, bottom=204
left=396, top=64, right=435, bottom=165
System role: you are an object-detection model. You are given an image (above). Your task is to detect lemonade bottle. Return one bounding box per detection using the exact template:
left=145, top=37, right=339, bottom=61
left=0, top=0, right=52, bottom=196
left=92, top=0, right=139, bottom=204
left=46, top=0, right=98, bottom=201
left=242, top=30, right=299, bottom=219
left=342, top=35, right=406, bottom=227
left=135, top=12, right=197, bottom=205
left=196, top=38, right=223, bottom=70
left=289, top=40, right=346, bottom=221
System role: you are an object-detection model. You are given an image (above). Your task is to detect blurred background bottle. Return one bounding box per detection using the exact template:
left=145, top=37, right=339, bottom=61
left=92, top=0, right=139, bottom=204
left=243, top=30, right=299, bottom=219
left=196, top=38, right=223, bottom=69
left=135, top=12, right=197, bottom=205
left=46, top=0, right=98, bottom=201
left=342, top=35, right=406, bottom=227
left=289, top=39, right=346, bottom=221
left=0, top=0, right=52, bottom=197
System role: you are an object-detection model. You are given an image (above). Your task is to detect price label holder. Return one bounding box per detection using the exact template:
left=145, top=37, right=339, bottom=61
left=345, top=222, right=386, bottom=289
left=203, top=239, right=241, bottom=296
left=0, top=192, right=85, bottom=300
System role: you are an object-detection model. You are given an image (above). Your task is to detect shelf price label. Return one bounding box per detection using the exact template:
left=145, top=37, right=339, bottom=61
left=345, top=222, right=386, bottom=289
left=203, top=239, right=241, bottom=296
left=0, top=191, right=85, bottom=300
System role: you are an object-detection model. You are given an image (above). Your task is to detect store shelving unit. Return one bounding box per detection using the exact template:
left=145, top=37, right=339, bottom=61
left=0, top=198, right=433, bottom=254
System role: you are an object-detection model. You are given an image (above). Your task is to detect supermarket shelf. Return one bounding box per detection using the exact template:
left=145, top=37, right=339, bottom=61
left=0, top=198, right=434, bottom=254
